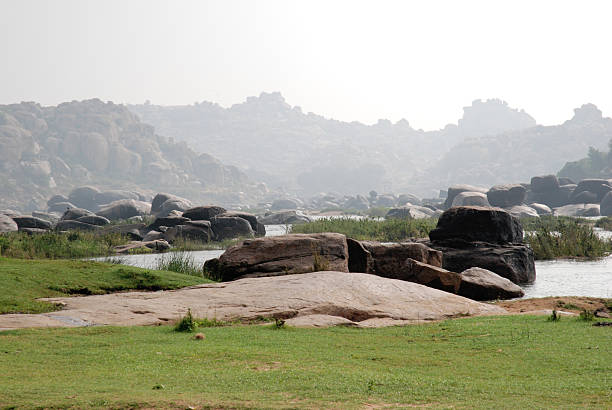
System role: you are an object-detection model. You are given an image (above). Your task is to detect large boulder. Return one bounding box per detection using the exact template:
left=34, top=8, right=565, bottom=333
left=569, top=190, right=598, bottom=204
left=204, top=233, right=349, bottom=281
left=530, top=175, right=560, bottom=193
left=48, top=201, right=78, bottom=214
left=354, top=241, right=443, bottom=279
left=385, top=206, right=438, bottom=220
left=11, top=216, right=52, bottom=231
left=219, top=211, right=265, bottom=236
left=527, top=184, right=574, bottom=208
left=458, top=267, right=525, bottom=300
left=164, top=222, right=213, bottom=243
left=76, top=215, right=110, bottom=226
left=443, top=185, right=487, bottom=209
left=151, top=193, right=178, bottom=214
left=553, top=203, right=600, bottom=217
left=258, top=210, right=313, bottom=225
left=402, top=258, right=461, bottom=294
left=61, top=207, right=95, bottom=221
left=600, top=191, right=612, bottom=216
left=100, top=223, right=145, bottom=240
left=570, top=179, right=612, bottom=202
left=425, top=240, right=535, bottom=284
left=47, top=194, right=69, bottom=207
left=93, top=190, right=139, bottom=206
left=96, top=199, right=151, bottom=220
left=529, top=203, right=552, bottom=216
left=0, top=214, right=18, bottom=233
left=147, top=216, right=190, bottom=231
left=55, top=220, right=101, bottom=232
left=429, top=206, right=523, bottom=245
left=486, top=184, right=526, bottom=208
left=182, top=205, right=226, bottom=221
left=451, top=191, right=490, bottom=207
left=158, top=198, right=192, bottom=216
left=210, top=216, right=254, bottom=241
left=68, top=186, right=100, bottom=210
left=343, top=195, right=370, bottom=211
left=397, top=193, right=421, bottom=206
left=31, top=212, right=60, bottom=224
left=271, top=199, right=299, bottom=210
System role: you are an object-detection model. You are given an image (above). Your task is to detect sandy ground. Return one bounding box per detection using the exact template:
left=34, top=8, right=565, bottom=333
left=496, top=296, right=610, bottom=315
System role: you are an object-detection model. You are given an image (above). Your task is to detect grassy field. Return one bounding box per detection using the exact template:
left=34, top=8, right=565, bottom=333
left=0, top=257, right=210, bottom=314
left=290, top=217, right=438, bottom=241
left=0, top=315, right=610, bottom=409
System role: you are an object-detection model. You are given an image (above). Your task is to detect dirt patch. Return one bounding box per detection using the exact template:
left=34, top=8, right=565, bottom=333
left=496, top=296, right=610, bottom=314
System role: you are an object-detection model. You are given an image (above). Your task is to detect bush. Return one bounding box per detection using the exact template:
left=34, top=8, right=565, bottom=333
left=156, top=252, right=202, bottom=276
left=578, top=309, right=595, bottom=322
left=174, top=309, right=197, bottom=332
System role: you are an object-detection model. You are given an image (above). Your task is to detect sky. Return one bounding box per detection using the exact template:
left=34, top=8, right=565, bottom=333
left=1, top=0, right=612, bottom=130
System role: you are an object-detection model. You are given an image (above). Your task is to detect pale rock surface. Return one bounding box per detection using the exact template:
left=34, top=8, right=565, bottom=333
left=0, top=272, right=506, bottom=330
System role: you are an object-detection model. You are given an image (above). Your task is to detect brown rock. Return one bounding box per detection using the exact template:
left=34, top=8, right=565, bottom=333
left=204, top=233, right=349, bottom=281
left=403, top=258, right=461, bottom=294
left=458, top=267, right=525, bottom=300
left=358, top=241, right=442, bottom=279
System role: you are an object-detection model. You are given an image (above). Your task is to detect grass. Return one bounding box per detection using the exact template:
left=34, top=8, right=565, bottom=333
left=290, top=217, right=438, bottom=241
left=0, top=257, right=210, bottom=314
left=524, top=216, right=612, bottom=260
left=595, top=216, right=612, bottom=231
left=0, top=230, right=130, bottom=259
left=155, top=251, right=203, bottom=277
left=0, top=315, right=610, bottom=408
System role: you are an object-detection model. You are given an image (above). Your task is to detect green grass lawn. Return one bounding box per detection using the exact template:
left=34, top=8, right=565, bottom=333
left=0, top=316, right=610, bottom=409
left=0, top=257, right=210, bottom=314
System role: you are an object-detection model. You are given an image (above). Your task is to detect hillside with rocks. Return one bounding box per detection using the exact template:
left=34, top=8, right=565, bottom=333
left=0, top=99, right=265, bottom=212
left=130, top=94, right=536, bottom=197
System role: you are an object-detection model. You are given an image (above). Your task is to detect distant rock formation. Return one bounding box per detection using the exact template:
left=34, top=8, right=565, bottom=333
left=0, top=99, right=261, bottom=211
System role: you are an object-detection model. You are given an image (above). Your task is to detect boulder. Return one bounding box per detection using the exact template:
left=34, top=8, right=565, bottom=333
left=356, top=241, right=443, bottom=279
left=114, top=240, right=170, bottom=254
left=182, top=205, right=226, bottom=221
left=158, top=198, right=192, bottom=216
left=458, top=267, right=525, bottom=300
left=0, top=209, right=20, bottom=218
left=164, top=223, right=213, bottom=243
left=530, top=175, right=560, bottom=193
left=425, top=240, right=535, bottom=284
left=346, top=238, right=373, bottom=273
left=47, top=194, right=69, bottom=207
left=204, top=233, right=349, bottom=281
left=527, top=184, right=574, bottom=208
left=397, top=193, right=421, bottom=206
left=486, top=184, right=527, bottom=208
left=553, top=203, right=600, bottom=217
left=343, top=195, right=370, bottom=211
left=68, top=186, right=100, bottom=210
left=375, top=194, right=397, bottom=207
left=451, top=191, right=490, bottom=207
left=76, top=215, right=110, bottom=226
left=600, top=191, right=612, bottom=216
left=558, top=177, right=575, bottom=185
left=571, top=179, right=612, bottom=202
left=55, top=220, right=101, bottom=232
left=529, top=203, right=552, bottom=216
left=210, top=216, right=254, bottom=241
left=100, top=223, right=145, bottom=240
left=271, top=199, right=299, bottom=210
left=570, top=190, right=598, bottom=204
left=443, top=185, right=487, bottom=209
left=218, top=211, right=264, bottom=236
left=61, top=207, right=94, bottom=221
left=0, top=272, right=507, bottom=329
left=151, top=193, right=178, bottom=214
left=11, top=216, right=52, bottom=231
left=94, top=190, right=139, bottom=206
left=31, top=211, right=60, bottom=224
left=142, top=230, right=164, bottom=242
left=402, top=258, right=461, bottom=294
left=48, top=201, right=78, bottom=214
left=506, top=205, right=539, bottom=218
left=258, top=210, right=313, bottom=225
left=429, top=206, right=523, bottom=245
left=96, top=199, right=151, bottom=220
left=0, top=214, right=18, bottom=233
left=147, top=216, right=190, bottom=231
left=385, top=206, right=437, bottom=220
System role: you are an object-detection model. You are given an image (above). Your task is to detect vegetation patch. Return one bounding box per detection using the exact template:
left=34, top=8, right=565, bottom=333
left=0, top=316, right=609, bottom=408
left=0, top=257, right=210, bottom=314
left=290, top=217, right=437, bottom=241
left=523, top=216, right=612, bottom=260
left=155, top=252, right=203, bottom=277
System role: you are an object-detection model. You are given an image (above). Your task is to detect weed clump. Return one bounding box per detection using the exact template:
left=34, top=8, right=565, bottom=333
left=547, top=310, right=561, bottom=322
left=174, top=309, right=197, bottom=332
left=156, top=252, right=202, bottom=276
left=578, top=309, right=595, bottom=321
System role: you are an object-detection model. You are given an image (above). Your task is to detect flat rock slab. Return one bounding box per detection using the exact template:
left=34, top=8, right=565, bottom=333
left=0, top=272, right=505, bottom=330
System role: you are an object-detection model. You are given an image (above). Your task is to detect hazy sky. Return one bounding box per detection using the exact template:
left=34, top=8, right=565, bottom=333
left=2, top=0, right=612, bottom=129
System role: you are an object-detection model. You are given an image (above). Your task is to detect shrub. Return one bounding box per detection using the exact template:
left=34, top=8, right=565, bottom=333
left=547, top=310, right=561, bottom=322
left=578, top=309, right=595, bottom=321
left=174, top=309, right=197, bottom=332
left=156, top=252, right=202, bottom=276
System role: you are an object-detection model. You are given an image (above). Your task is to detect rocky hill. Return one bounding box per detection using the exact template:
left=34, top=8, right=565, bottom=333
left=0, top=99, right=264, bottom=212
left=130, top=95, right=536, bottom=197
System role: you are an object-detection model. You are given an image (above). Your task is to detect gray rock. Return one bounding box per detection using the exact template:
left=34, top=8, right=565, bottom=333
left=530, top=175, right=560, bottom=193
left=68, top=186, right=101, bottom=210
left=487, top=184, right=527, bottom=208
left=600, top=191, right=612, bottom=216
left=570, top=190, right=598, bottom=204
left=571, top=179, right=612, bottom=202
left=94, top=190, right=139, bottom=206
left=158, top=198, right=192, bottom=216
left=148, top=216, right=190, bottom=231
left=458, top=267, right=525, bottom=300
left=61, top=207, right=95, bottom=221
left=443, top=185, right=487, bottom=209
left=506, top=205, right=539, bottom=218
left=210, top=216, right=254, bottom=241
left=385, top=206, right=437, bottom=220
left=529, top=203, right=552, bottom=215
left=76, top=215, right=110, bottom=226
left=142, top=230, right=164, bottom=242
left=397, top=193, right=421, bottom=206
left=164, top=223, right=213, bottom=243
left=258, top=210, right=313, bottom=225
left=48, top=202, right=78, bottom=214
left=271, top=199, right=299, bottom=210
left=11, top=216, right=52, bottom=231
left=55, top=220, right=101, bottom=232
left=96, top=199, right=151, bottom=220
left=47, top=194, right=69, bottom=207
left=0, top=214, right=18, bottom=233
left=182, top=205, right=226, bottom=221
left=553, top=203, right=600, bottom=217
left=451, top=191, right=490, bottom=207
left=31, top=211, right=60, bottom=224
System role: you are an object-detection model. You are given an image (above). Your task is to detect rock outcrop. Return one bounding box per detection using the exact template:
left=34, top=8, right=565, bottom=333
left=204, top=233, right=349, bottom=281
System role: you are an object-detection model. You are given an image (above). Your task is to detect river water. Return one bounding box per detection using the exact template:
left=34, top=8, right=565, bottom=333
left=91, top=223, right=612, bottom=299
